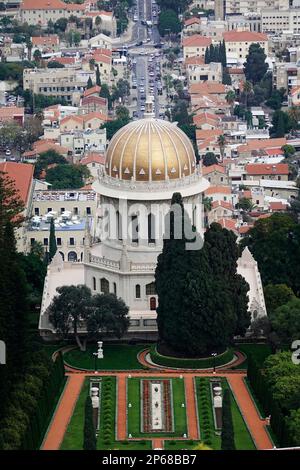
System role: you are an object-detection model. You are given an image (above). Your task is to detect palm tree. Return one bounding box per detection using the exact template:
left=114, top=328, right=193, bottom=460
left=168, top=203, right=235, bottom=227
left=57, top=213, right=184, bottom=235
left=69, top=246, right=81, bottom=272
left=225, top=90, right=236, bottom=114
left=242, top=81, right=253, bottom=109
left=217, top=134, right=226, bottom=162
left=95, top=16, right=102, bottom=32
left=26, top=39, right=33, bottom=62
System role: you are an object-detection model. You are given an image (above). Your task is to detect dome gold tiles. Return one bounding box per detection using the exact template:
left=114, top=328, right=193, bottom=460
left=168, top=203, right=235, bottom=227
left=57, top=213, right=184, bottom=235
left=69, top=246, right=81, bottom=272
left=105, top=118, right=196, bottom=182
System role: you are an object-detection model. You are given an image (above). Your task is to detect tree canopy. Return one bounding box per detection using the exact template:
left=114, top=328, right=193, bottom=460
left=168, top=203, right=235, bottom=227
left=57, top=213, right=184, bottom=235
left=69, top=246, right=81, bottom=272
left=158, top=9, right=181, bottom=36
left=244, top=43, right=268, bottom=85
left=45, top=163, right=90, bottom=189
left=155, top=194, right=250, bottom=357
left=241, top=213, right=300, bottom=295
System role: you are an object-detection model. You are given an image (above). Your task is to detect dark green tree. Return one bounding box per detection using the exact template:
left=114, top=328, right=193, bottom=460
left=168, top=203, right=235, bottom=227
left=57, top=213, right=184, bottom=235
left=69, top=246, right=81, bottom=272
left=158, top=9, right=181, bottom=36
left=270, top=298, right=300, bottom=345
left=221, top=390, right=235, bottom=450
left=86, top=293, right=129, bottom=340
left=271, top=110, right=289, bottom=138
left=264, top=284, right=296, bottom=316
left=244, top=43, right=268, bottom=84
left=83, top=396, right=96, bottom=450
left=45, top=164, right=90, bottom=189
left=203, top=152, right=218, bottom=166
left=49, top=218, right=57, bottom=262
left=241, top=213, right=300, bottom=295
left=87, top=76, right=93, bottom=89
left=95, top=64, right=101, bottom=87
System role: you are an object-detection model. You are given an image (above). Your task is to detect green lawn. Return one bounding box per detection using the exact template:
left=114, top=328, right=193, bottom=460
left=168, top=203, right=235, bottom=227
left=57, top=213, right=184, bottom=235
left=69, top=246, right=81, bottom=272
left=60, top=376, right=151, bottom=450
left=127, top=377, right=187, bottom=438
left=63, top=344, right=149, bottom=370
left=60, top=378, right=88, bottom=450
left=195, top=377, right=255, bottom=450
left=233, top=343, right=272, bottom=370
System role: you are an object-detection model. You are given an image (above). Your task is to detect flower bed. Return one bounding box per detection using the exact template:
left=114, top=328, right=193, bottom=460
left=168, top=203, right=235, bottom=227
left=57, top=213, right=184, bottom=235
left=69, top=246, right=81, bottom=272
left=150, top=346, right=234, bottom=369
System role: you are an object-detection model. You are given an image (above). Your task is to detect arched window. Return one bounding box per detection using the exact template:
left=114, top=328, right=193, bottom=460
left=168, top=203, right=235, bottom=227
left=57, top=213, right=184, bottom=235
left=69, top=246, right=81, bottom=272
left=192, top=206, right=196, bottom=227
left=148, top=213, right=155, bottom=243
left=100, top=277, right=109, bottom=294
left=116, top=210, right=122, bottom=240
left=68, top=251, right=77, bottom=262
left=59, top=251, right=64, bottom=261
left=146, top=282, right=156, bottom=296
left=113, top=282, right=117, bottom=295
left=131, top=214, right=139, bottom=243
left=92, top=276, right=96, bottom=291
left=150, top=297, right=156, bottom=311
left=135, top=284, right=141, bottom=299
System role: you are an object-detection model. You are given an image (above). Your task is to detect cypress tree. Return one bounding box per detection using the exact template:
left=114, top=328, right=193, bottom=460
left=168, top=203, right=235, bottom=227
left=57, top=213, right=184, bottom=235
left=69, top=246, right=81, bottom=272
left=204, top=47, right=210, bottom=64
left=209, top=44, right=214, bottom=63
left=49, top=217, right=57, bottom=262
left=83, top=396, right=96, bottom=450
left=95, top=64, right=101, bottom=87
left=221, top=389, right=236, bottom=450
left=87, top=76, right=93, bottom=89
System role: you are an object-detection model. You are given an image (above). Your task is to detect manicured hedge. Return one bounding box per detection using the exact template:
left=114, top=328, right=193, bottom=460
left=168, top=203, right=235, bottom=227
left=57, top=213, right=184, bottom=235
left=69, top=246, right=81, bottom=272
left=150, top=345, right=234, bottom=369
left=21, top=353, right=65, bottom=450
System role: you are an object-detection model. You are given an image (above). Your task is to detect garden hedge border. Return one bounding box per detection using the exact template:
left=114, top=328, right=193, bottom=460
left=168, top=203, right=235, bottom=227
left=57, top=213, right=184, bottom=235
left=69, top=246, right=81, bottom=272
left=149, top=345, right=234, bottom=369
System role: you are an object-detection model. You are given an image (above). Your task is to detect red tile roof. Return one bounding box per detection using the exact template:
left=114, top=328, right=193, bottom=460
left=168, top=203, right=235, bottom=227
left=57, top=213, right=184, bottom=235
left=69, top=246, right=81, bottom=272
left=223, top=30, right=268, bottom=42
left=205, top=185, right=232, bottom=195
left=189, top=82, right=226, bottom=95
left=269, top=201, right=288, bottom=211
left=32, top=35, right=59, bottom=46
left=21, top=0, right=67, bottom=9
left=183, top=35, right=212, bottom=47
left=245, top=163, right=289, bottom=176
left=211, top=200, right=233, bottom=210
left=81, top=153, right=105, bottom=165
left=202, top=164, right=226, bottom=175
left=83, top=85, right=101, bottom=97
left=184, top=56, right=205, bottom=66
left=0, top=162, right=34, bottom=204
left=184, top=17, right=201, bottom=26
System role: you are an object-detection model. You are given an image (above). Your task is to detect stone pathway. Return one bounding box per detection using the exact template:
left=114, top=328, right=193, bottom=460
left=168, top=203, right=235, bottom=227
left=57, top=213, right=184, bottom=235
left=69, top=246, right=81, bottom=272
left=228, top=375, right=273, bottom=450
left=117, top=375, right=127, bottom=441
left=184, top=376, right=199, bottom=440
left=41, top=374, right=84, bottom=450
left=41, top=369, right=273, bottom=451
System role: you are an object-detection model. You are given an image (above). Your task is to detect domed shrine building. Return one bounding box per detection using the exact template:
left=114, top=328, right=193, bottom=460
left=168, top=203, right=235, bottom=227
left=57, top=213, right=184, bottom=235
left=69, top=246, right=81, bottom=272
left=39, top=107, right=266, bottom=340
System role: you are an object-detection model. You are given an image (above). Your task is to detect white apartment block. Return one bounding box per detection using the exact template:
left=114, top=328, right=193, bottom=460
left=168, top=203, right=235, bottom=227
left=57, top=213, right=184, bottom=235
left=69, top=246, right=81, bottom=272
left=60, top=128, right=107, bottom=156
left=225, top=0, right=289, bottom=15
left=23, top=67, right=93, bottom=105
left=261, top=9, right=300, bottom=34
left=187, top=62, right=223, bottom=84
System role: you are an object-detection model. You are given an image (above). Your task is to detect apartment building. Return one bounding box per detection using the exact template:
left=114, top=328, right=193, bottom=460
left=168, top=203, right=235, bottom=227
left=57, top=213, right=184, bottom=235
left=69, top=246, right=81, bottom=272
left=224, top=0, right=289, bottom=15
left=23, top=67, right=93, bottom=105
left=261, top=9, right=300, bottom=34
left=273, top=62, right=300, bottom=90
left=182, top=35, right=212, bottom=58
left=28, top=189, right=98, bottom=260
left=19, top=0, right=86, bottom=26
left=222, top=30, right=269, bottom=65
left=186, top=62, right=223, bottom=84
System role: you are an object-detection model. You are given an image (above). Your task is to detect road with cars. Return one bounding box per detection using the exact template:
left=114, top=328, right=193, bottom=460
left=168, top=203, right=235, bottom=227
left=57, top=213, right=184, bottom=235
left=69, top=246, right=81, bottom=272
left=129, top=0, right=164, bottom=119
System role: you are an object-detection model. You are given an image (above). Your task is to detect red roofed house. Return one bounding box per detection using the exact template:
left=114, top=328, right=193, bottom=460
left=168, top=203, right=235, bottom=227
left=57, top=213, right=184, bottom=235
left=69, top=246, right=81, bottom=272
left=237, top=138, right=287, bottom=158
left=20, top=0, right=86, bottom=26
left=31, top=35, right=60, bottom=52
left=245, top=163, right=289, bottom=181
left=0, top=106, right=24, bottom=126
left=0, top=162, right=34, bottom=251
left=205, top=185, right=232, bottom=202
left=80, top=152, right=105, bottom=177
left=184, top=17, right=201, bottom=34
left=223, top=30, right=268, bottom=65
left=83, top=85, right=101, bottom=98
left=269, top=201, right=288, bottom=212
left=208, top=200, right=235, bottom=226
left=189, top=82, right=226, bottom=98
left=80, top=94, right=108, bottom=115
left=202, top=164, right=229, bottom=186
left=182, top=34, right=212, bottom=58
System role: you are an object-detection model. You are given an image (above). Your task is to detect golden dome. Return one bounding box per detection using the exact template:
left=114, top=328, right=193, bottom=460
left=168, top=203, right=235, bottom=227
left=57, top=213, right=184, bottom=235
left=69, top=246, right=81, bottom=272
left=105, top=118, right=196, bottom=182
